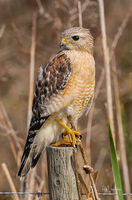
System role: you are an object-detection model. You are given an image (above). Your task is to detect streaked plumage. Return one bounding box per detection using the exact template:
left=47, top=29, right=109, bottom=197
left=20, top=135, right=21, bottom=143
left=17, top=27, right=95, bottom=179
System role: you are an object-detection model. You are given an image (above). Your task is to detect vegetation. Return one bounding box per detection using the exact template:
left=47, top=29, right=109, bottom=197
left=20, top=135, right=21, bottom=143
left=0, top=0, right=132, bottom=199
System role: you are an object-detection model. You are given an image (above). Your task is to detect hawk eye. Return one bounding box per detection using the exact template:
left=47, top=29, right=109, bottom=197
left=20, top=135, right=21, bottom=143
left=72, top=36, right=79, bottom=41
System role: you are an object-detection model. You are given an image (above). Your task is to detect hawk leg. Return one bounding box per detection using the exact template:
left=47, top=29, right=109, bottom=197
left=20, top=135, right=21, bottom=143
left=55, top=119, right=81, bottom=146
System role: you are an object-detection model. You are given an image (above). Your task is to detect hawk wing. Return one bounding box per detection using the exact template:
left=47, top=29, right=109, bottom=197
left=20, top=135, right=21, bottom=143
left=32, top=51, right=71, bottom=118
left=17, top=51, right=72, bottom=177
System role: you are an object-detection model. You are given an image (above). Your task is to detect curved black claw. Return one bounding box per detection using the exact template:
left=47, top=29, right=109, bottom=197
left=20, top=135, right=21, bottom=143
left=61, top=133, right=64, bottom=138
left=79, top=134, right=82, bottom=139
left=75, top=134, right=82, bottom=139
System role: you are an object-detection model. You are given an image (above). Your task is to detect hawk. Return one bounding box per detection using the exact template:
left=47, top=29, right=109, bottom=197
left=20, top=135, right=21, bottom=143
left=17, top=27, right=95, bottom=179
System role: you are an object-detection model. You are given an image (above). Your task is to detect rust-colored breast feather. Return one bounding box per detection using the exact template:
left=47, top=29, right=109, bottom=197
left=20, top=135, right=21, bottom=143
left=59, top=50, right=95, bottom=121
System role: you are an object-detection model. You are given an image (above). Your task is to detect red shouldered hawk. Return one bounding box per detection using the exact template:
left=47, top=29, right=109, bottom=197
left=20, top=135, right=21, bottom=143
left=17, top=27, right=95, bottom=179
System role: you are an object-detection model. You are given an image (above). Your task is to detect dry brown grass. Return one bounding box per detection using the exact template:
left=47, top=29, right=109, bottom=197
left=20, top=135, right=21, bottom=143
left=0, top=0, right=132, bottom=200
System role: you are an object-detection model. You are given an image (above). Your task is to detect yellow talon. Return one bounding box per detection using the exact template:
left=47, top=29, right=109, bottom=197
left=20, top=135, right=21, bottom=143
left=55, top=119, right=82, bottom=146
left=55, top=135, right=72, bottom=146
left=55, top=141, right=72, bottom=146
left=74, top=130, right=82, bottom=137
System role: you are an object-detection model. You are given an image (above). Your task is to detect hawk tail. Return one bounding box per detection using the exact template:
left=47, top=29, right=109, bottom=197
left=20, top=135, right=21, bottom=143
left=17, top=144, right=42, bottom=180
left=17, top=116, right=49, bottom=179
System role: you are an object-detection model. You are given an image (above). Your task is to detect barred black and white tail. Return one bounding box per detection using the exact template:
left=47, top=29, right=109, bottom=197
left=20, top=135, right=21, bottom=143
left=17, top=116, right=49, bottom=179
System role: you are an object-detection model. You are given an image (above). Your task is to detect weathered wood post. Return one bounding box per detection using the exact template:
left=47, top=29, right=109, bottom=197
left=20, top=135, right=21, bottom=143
left=46, top=146, right=79, bottom=200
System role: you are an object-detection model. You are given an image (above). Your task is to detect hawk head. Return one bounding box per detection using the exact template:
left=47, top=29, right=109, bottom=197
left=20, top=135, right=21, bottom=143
left=60, top=27, right=93, bottom=54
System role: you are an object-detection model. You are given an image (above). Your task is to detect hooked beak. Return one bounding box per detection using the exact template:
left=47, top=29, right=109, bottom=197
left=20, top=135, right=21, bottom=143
left=60, top=37, right=66, bottom=48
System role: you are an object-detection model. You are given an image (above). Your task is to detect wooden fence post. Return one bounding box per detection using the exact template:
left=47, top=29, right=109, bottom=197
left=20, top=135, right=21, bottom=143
left=46, top=146, right=79, bottom=200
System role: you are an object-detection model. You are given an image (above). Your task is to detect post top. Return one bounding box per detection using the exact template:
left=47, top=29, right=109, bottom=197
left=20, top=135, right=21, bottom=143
left=46, top=145, right=74, bottom=150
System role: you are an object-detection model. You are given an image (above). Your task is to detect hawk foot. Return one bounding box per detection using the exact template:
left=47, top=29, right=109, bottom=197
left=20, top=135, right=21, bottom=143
left=55, top=141, right=72, bottom=146
left=55, top=119, right=82, bottom=146
left=55, top=135, right=72, bottom=146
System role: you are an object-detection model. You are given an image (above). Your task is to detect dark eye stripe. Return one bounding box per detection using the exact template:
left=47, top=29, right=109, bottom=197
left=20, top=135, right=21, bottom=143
left=72, top=36, right=79, bottom=41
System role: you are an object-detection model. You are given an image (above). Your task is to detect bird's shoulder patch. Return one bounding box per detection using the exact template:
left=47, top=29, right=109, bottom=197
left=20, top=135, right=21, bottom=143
left=32, top=52, right=71, bottom=118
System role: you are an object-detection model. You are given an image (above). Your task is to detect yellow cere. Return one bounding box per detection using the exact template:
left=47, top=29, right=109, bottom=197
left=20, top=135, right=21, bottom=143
left=62, top=37, right=66, bottom=43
